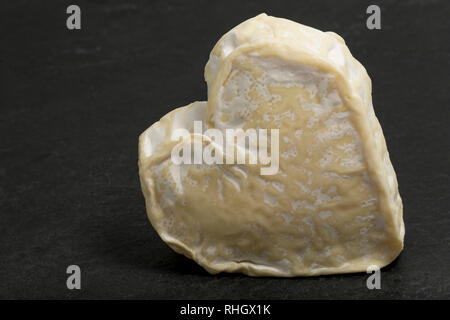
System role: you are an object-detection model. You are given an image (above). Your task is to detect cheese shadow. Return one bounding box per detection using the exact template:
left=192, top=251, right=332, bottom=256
left=94, top=209, right=212, bottom=277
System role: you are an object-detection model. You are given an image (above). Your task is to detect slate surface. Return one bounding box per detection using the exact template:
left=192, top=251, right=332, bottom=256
left=1, top=0, right=449, bottom=299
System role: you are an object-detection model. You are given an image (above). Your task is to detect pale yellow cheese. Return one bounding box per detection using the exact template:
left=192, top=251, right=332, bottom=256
left=138, top=14, right=404, bottom=276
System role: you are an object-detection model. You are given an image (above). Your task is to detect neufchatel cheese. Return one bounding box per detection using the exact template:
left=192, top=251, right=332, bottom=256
left=138, top=14, right=404, bottom=276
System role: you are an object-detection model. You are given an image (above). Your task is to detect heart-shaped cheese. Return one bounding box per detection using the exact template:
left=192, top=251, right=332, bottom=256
left=138, top=14, right=404, bottom=276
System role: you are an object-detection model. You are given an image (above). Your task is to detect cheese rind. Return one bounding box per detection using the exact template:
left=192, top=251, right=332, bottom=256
left=138, top=14, right=404, bottom=276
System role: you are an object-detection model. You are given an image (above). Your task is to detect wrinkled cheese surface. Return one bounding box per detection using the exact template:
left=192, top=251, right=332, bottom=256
left=138, top=14, right=404, bottom=276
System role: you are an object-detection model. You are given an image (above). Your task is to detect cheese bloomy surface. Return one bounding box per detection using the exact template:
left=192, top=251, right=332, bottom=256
left=138, top=14, right=404, bottom=276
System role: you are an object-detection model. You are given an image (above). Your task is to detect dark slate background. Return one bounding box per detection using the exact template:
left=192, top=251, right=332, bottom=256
left=1, top=0, right=449, bottom=299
